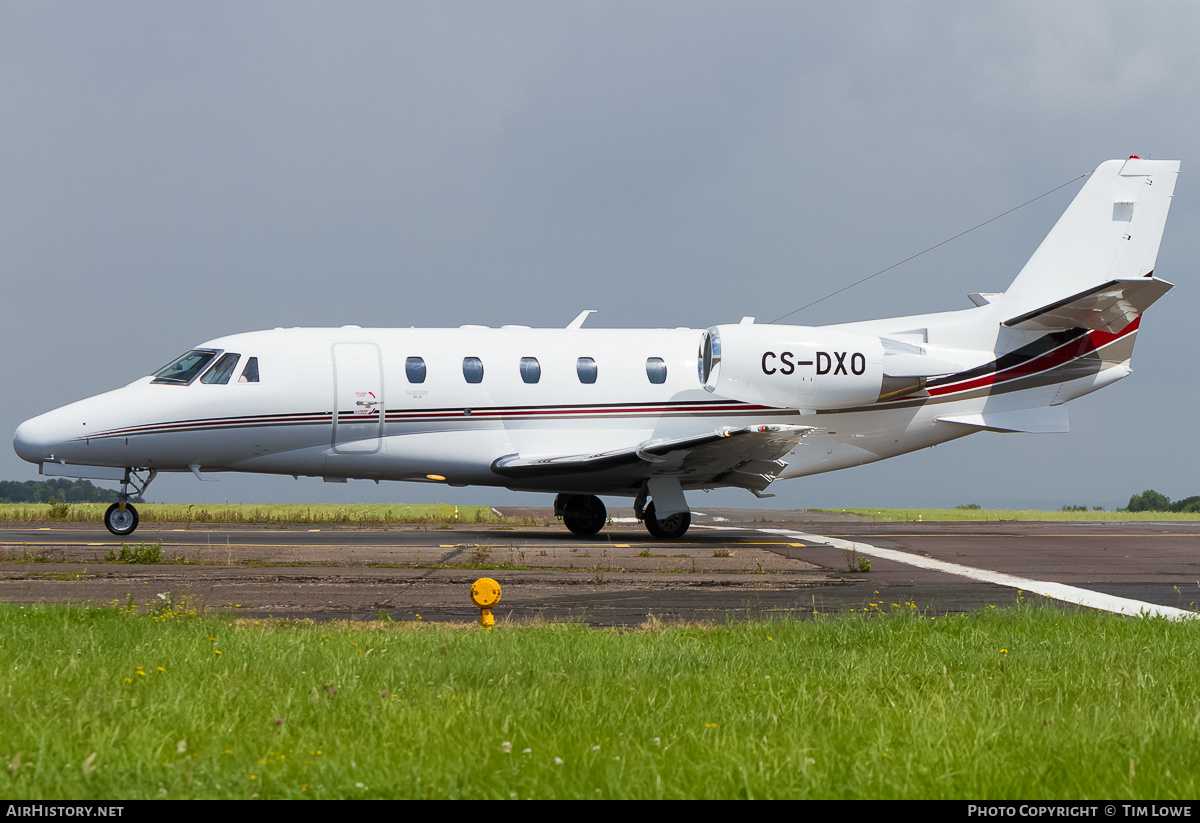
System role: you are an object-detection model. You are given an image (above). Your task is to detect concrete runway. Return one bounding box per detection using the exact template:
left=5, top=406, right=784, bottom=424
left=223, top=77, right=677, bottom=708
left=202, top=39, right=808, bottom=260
left=1, top=509, right=1197, bottom=625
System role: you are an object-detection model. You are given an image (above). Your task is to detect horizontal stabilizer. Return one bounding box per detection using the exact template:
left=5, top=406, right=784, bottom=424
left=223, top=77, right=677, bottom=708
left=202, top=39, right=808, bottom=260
left=937, top=406, right=1069, bottom=434
left=1003, top=276, right=1173, bottom=333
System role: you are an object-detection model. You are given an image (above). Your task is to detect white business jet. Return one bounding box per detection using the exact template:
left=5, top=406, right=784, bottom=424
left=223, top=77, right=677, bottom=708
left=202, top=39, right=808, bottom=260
left=13, top=158, right=1180, bottom=538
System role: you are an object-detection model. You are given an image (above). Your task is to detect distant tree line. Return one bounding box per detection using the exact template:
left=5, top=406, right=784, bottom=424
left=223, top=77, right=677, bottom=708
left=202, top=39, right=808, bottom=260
left=1125, top=490, right=1200, bottom=513
left=0, top=479, right=122, bottom=504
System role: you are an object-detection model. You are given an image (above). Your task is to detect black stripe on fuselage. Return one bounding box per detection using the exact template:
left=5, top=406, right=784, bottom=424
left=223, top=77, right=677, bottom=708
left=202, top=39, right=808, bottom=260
left=923, top=328, right=1087, bottom=389
left=77, top=399, right=777, bottom=441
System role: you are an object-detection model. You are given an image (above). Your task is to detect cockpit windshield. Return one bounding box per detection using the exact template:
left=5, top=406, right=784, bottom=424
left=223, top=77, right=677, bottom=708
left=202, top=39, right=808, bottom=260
left=200, top=353, right=241, bottom=384
left=152, top=350, right=220, bottom=385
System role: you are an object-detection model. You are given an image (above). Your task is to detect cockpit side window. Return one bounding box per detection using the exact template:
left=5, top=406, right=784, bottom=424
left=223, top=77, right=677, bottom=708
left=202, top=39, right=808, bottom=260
left=239, top=357, right=260, bottom=383
left=152, top=350, right=220, bottom=385
left=201, top=353, right=241, bottom=384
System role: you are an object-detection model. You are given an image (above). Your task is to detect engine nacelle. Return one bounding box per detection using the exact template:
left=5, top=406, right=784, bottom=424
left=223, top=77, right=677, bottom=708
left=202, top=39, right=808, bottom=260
left=699, top=324, right=889, bottom=410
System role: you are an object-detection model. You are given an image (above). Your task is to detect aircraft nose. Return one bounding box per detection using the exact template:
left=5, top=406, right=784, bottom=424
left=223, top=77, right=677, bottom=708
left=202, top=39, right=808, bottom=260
left=13, top=414, right=60, bottom=464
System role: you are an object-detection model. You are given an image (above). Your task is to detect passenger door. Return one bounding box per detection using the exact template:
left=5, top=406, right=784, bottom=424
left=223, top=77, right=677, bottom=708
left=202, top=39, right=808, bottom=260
left=332, top=342, right=383, bottom=454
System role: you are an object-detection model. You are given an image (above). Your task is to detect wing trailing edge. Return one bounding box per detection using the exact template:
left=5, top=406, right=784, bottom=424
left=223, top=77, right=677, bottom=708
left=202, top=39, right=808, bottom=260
left=491, top=424, right=814, bottom=491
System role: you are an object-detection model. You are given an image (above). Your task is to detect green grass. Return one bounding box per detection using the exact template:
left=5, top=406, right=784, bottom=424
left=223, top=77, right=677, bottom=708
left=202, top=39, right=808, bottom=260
left=104, top=542, right=164, bottom=564
left=0, top=503, right=538, bottom=526
left=5, top=502, right=1196, bottom=526
left=2, top=602, right=1199, bottom=799
left=818, top=508, right=1200, bottom=522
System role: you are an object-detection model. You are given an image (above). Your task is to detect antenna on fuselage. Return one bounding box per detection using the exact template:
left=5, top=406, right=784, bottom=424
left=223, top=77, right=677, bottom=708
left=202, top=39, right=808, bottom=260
left=566, top=310, right=596, bottom=329
left=768, top=171, right=1091, bottom=323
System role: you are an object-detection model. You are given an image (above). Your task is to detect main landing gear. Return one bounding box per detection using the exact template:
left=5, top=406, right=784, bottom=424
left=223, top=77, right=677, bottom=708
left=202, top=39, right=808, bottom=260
left=635, top=492, right=691, bottom=539
left=554, top=491, right=693, bottom=539
left=555, top=493, right=608, bottom=536
left=640, top=502, right=691, bottom=539
left=104, top=468, right=157, bottom=537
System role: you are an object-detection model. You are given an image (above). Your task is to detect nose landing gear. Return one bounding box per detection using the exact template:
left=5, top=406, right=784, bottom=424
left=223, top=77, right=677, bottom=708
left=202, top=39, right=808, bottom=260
left=104, top=501, right=138, bottom=536
left=104, top=468, right=157, bottom=537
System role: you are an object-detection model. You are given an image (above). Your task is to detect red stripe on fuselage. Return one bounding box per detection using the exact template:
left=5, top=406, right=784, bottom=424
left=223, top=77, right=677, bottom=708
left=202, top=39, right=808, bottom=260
left=81, top=401, right=774, bottom=441
left=925, top=319, right=1139, bottom=398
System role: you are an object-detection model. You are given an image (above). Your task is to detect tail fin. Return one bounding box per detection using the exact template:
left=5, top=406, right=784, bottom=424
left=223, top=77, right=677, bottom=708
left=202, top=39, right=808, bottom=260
left=999, top=158, right=1180, bottom=326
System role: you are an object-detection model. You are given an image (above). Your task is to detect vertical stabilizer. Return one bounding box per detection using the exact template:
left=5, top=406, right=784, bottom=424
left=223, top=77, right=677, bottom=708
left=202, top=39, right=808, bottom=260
left=1000, top=158, right=1179, bottom=320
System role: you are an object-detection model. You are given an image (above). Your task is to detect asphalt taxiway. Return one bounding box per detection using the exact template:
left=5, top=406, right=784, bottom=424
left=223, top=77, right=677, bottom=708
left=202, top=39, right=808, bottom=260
left=1, top=509, right=1197, bottom=624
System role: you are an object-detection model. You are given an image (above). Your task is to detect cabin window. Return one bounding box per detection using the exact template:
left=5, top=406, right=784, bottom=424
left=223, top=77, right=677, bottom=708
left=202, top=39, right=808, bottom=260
left=646, top=357, right=667, bottom=384
left=520, top=357, right=541, bottom=384
left=463, top=357, right=484, bottom=384
left=239, top=357, right=260, bottom=383
left=405, top=357, right=426, bottom=384
left=201, top=353, right=241, bottom=385
left=152, top=350, right=220, bottom=385
left=576, top=357, right=598, bottom=384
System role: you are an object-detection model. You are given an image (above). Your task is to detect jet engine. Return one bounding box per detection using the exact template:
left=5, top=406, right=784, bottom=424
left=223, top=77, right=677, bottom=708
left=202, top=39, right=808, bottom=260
left=698, top=324, right=976, bottom=410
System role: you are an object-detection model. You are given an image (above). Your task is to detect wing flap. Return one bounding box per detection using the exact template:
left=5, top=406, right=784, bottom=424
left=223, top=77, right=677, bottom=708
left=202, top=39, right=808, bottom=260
left=491, top=424, right=813, bottom=490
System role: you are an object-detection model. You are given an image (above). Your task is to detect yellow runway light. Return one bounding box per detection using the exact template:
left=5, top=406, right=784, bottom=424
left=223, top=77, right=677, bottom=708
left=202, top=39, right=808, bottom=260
left=471, top=577, right=502, bottom=629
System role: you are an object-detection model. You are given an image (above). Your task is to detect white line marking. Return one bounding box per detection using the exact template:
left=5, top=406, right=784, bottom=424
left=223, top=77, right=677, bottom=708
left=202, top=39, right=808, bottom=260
left=699, top=525, right=1197, bottom=621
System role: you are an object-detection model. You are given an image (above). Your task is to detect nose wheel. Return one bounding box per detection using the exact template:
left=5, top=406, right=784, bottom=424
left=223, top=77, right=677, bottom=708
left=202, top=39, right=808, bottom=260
left=104, top=468, right=157, bottom=537
left=104, top=502, right=139, bottom=536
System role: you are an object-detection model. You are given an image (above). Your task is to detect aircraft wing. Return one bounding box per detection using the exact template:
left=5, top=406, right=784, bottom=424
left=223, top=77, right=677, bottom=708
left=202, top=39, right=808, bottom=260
left=1002, top=276, right=1173, bottom=333
left=491, top=423, right=813, bottom=492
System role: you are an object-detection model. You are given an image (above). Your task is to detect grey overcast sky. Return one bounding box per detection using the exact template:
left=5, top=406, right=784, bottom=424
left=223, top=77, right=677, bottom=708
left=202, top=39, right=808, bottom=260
left=3, top=1, right=1197, bottom=510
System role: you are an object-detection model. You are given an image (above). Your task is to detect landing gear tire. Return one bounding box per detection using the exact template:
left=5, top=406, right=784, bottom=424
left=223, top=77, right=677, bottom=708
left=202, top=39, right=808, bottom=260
left=104, top=502, right=139, bottom=537
left=643, top=502, right=690, bottom=539
left=560, top=494, right=607, bottom=537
